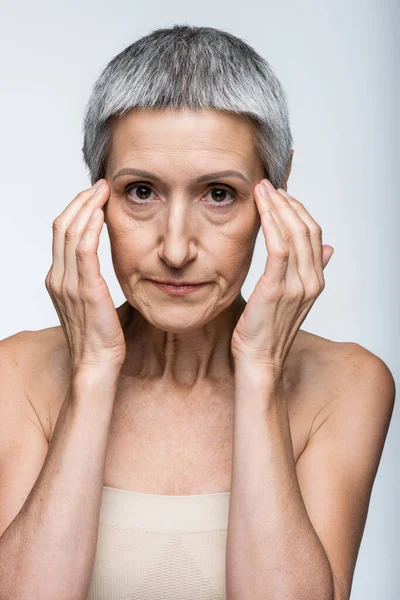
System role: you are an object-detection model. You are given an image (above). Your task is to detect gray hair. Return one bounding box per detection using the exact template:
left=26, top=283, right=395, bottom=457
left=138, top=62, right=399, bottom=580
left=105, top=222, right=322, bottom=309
left=81, top=24, right=293, bottom=189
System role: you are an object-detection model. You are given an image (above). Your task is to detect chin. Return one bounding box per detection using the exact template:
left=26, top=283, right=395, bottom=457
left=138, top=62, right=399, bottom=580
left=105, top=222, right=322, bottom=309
left=149, top=311, right=214, bottom=333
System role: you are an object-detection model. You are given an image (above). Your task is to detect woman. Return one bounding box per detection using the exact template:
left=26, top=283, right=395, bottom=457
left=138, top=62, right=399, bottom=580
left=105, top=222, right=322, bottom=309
left=0, top=24, right=395, bottom=600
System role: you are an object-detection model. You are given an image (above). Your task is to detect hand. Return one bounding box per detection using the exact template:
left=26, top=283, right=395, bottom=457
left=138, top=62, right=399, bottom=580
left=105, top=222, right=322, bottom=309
left=231, top=179, right=334, bottom=378
left=45, top=180, right=127, bottom=373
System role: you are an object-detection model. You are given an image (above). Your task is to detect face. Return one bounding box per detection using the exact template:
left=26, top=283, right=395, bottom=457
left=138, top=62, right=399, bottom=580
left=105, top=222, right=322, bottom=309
left=104, top=107, right=264, bottom=332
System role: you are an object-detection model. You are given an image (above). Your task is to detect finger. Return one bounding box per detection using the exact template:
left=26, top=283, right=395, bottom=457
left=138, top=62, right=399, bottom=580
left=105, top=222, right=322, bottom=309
left=51, top=180, right=106, bottom=284
left=277, top=188, right=325, bottom=282
left=259, top=208, right=289, bottom=286
left=267, top=185, right=317, bottom=285
left=64, top=183, right=109, bottom=286
left=75, top=207, right=105, bottom=283
left=45, top=265, right=71, bottom=340
left=255, top=182, right=299, bottom=284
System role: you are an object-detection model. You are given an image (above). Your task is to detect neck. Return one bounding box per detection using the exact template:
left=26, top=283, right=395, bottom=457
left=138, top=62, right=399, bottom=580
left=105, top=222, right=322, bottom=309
left=116, top=294, right=246, bottom=389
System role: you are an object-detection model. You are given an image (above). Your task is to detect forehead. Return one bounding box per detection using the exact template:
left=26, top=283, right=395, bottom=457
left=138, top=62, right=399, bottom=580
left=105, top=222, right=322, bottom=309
left=107, top=108, right=261, bottom=176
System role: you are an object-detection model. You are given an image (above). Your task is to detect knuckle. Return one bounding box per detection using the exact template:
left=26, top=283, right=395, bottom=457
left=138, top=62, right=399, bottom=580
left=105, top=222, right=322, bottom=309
left=290, top=280, right=305, bottom=297
left=48, top=277, right=62, bottom=294
left=52, top=218, right=63, bottom=234
left=45, top=268, right=53, bottom=288
left=306, top=277, right=322, bottom=297
left=65, top=228, right=77, bottom=242
left=298, top=223, right=311, bottom=238
left=282, top=229, right=293, bottom=245
left=75, top=242, right=90, bottom=257
left=312, top=223, right=323, bottom=238
left=61, top=281, right=76, bottom=300
left=273, top=246, right=290, bottom=259
left=273, top=284, right=287, bottom=301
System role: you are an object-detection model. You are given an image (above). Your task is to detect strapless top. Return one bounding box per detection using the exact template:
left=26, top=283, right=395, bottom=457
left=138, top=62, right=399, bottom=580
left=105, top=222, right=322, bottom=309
left=86, top=485, right=231, bottom=600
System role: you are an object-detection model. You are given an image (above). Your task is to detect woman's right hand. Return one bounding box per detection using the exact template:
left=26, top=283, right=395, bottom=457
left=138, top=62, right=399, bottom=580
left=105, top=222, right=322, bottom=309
left=45, top=179, right=127, bottom=374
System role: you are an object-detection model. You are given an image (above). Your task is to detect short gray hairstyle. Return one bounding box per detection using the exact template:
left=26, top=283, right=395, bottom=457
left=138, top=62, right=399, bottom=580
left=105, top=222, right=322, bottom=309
left=81, top=24, right=293, bottom=189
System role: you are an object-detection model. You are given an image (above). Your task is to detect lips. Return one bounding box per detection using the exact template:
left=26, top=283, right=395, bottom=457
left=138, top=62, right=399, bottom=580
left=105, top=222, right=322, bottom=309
left=150, top=280, right=204, bottom=295
left=151, top=279, right=201, bottom=286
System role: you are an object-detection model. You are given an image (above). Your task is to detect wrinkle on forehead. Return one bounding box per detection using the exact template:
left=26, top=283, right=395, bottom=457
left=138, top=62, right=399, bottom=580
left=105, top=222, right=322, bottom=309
left=107, top=109, right=262, bottom=180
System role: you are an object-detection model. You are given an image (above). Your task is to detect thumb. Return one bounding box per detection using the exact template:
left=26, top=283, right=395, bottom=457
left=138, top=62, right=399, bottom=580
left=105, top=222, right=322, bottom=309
left=322, top=245, right=334, bottom=269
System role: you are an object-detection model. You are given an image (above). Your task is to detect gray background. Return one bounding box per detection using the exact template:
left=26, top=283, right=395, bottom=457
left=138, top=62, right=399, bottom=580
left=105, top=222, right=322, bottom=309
left=1, top=0, right=398, bottom=597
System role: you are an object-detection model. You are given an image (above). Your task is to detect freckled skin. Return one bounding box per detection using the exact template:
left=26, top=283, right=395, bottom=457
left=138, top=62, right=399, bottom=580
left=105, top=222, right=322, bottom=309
left=103, top=107, right=291, bottom=388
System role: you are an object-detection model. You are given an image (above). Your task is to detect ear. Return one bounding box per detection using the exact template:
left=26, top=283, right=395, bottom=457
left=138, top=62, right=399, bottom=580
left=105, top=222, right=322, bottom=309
left=282, top=149, right=294, bottom=191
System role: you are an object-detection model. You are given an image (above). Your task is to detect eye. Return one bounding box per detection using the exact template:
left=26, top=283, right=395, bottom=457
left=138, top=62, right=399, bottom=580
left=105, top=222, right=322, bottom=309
left=124, top=183, right=236, bottom=208
left=125, top=183, right=155, bottom=204
left=203, top=186, right=235, bottom=208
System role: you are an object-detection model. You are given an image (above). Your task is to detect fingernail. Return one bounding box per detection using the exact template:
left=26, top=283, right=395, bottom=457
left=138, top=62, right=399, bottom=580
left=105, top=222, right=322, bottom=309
left=263, top=180, right=276, bottom=194
left=94, top=182, right=106, bottom=193
left=260, top=182, right=270, bottom=197
left=93, top=179, right=104, bottom=189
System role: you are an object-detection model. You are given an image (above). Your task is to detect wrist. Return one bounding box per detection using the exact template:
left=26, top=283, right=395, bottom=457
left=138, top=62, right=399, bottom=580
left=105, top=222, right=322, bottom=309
left=233, top=358, right=283, bottom=387
left=71, top=364, right=121, bottom=389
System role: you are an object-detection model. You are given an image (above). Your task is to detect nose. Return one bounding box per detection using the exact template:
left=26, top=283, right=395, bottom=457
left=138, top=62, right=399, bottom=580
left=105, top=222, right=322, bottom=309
left=157, top=202, right=198, bottom=268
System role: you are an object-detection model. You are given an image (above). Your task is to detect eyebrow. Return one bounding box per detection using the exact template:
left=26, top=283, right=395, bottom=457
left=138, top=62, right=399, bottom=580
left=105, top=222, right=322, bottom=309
left=111, top=168, right=249, bottom=183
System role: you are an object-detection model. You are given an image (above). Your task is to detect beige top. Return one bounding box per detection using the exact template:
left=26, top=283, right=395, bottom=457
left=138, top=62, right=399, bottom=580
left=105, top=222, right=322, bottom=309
left=87, top=485, right=231, bottom=600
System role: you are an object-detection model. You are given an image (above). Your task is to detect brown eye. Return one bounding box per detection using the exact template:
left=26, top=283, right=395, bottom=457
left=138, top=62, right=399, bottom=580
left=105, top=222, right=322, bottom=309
left=125, top=183, right=155, bottom=204
left=124, top=183, right=237, bottom=208
left=211, top=189, right=228, bottom=202
left=204, top=186, right=235, bottom=208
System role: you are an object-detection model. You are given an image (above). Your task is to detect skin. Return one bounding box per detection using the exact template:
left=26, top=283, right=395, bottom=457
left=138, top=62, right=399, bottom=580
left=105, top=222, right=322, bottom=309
left=0, top=105, right=391, bottom=600
left=103, top=107, right=293, bottom=389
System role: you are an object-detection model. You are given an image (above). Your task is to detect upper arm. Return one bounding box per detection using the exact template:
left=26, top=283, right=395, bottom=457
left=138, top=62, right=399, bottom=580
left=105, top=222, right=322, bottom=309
left=0, top=334, right=49, bottom=539
left=295, top=343, right=396, bottom=600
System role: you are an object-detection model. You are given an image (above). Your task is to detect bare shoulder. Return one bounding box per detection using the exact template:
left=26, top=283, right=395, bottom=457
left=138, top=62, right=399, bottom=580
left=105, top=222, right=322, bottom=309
left=295, top=328, right=394, bottom=383
left=3, top=325, right=395, bottom=450
left=0, top=326, right=71, bottom=442
left=297, top=329, right=396, bottom=438
left=292, top=334, right=395, bottom=598
left=328, top=338, right=396, bottom=416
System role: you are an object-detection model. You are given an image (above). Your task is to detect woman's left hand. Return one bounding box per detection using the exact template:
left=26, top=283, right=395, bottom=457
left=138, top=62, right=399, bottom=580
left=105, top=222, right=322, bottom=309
left=231, top=179, right=334, bottom=379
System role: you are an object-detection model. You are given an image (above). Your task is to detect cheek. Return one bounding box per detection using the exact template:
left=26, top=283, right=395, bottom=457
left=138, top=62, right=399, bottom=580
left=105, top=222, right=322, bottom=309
left=213, top=226, right=256, bottom=279
left=224, top=213, right=260, bottom=255
left=106, top=203, right=146, bottom=251
left=108, top=229, right=149, bottom=276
